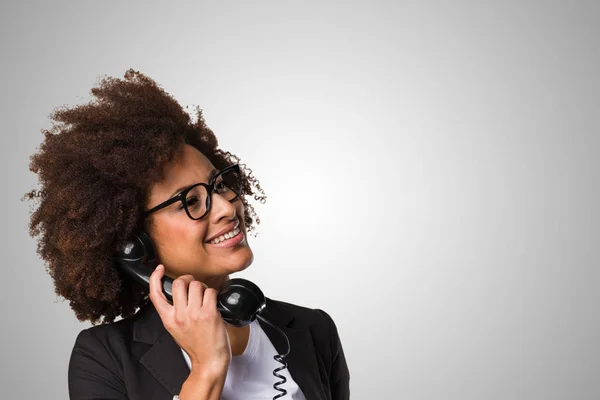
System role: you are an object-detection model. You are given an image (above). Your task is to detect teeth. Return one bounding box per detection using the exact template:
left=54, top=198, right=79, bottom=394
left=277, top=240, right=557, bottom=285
left=209, top=227, right=240, bottom=244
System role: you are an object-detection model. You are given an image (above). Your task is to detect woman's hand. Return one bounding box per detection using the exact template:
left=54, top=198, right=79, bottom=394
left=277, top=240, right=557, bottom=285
left=149, top=264, right=232, bottom=379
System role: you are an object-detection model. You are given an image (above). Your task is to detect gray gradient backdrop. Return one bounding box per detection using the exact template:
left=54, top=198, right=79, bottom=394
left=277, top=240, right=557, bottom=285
left=2, top=1, right=599, bottom=399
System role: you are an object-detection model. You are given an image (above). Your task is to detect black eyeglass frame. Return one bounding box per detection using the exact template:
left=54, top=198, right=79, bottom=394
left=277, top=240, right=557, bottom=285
left=143, top=164, right=242, bottom=221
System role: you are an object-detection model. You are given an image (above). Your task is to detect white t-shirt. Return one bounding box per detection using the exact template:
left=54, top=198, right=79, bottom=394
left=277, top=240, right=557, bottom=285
left=180, top=318, right=307, bottom=400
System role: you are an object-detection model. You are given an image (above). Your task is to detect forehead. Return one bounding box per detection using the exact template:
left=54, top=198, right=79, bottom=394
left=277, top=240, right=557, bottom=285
left=171, top=144, right=214, bottom=173
left=147, top=145, right=216, bottom=203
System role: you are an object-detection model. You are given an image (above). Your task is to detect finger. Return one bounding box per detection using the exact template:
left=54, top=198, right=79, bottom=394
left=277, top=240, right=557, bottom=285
left=172, top=274, right=195, bottom=309
left=187, top=280, right=205, bottom=311
left=149, top=264, right=171, bottom=317
left=202, top=287, right=219, bottom=313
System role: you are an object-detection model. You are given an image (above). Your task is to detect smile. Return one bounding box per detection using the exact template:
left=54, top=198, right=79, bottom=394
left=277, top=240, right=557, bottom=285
left=208, top=226, right=242, bottom=245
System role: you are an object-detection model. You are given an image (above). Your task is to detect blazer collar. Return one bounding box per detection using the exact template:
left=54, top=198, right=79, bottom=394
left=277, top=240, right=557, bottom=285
left=132, top=297, right=327, bottom=399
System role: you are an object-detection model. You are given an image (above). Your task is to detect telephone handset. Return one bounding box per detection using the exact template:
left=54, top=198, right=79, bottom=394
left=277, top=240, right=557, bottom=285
left=113, top=231, right=266, bottom=327
left=114, top=231, right=292, bottom=399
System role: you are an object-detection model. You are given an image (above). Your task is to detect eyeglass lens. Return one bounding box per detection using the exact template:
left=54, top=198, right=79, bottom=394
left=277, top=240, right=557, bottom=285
left=183, top=168, right=242, bottom=219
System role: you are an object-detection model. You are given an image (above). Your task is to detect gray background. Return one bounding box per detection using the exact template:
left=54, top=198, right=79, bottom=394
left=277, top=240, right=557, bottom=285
left=2, top=1, right=599, bottom=399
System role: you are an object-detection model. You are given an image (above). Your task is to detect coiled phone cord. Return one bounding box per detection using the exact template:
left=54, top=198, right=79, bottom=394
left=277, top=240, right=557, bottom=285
left=256, top=314, right=291, bottom=399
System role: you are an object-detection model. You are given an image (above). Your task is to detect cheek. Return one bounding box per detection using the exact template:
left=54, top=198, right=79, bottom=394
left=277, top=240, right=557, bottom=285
left=153, top=216, right=208, bottom=255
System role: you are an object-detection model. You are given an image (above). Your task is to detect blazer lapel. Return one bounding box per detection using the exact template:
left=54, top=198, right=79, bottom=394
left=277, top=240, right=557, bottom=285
left=132, top=298, right=328, bottom=399
left=133, top=303, right=190, bottom=396
left=259, top=297, right=329, bottom=400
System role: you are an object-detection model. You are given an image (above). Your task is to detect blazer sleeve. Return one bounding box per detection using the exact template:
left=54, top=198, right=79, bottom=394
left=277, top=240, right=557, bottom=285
left=68, top=328, right=129, bottom=400
left=316, top=309, right=350, bottom=400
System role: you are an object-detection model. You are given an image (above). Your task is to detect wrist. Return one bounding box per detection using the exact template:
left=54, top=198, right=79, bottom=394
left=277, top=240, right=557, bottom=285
left=189, top=364, right=227, bottom=384
left=190, top=358, right=229, bottom=380
left=178, top=369, right=227, bottom=400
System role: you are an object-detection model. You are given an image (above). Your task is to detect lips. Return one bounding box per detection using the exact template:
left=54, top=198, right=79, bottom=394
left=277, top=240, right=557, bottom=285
left=207, top=228, right=244, bottom=248
left=205, top=220, right=239, bottom=243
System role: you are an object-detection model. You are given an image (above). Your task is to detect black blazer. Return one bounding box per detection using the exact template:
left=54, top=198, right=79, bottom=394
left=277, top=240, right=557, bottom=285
left=68, top=297, right=350, bottom=399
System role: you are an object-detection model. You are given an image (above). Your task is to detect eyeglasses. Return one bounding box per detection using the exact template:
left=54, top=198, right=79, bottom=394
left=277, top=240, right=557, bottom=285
left=143, top=164, right=243, bottom=221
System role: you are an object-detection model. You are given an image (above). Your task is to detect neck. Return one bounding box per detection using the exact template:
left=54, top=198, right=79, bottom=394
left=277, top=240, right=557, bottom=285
left=202, top=274, right=231, bottom=291
left=226, top=323, right=250, bottom=356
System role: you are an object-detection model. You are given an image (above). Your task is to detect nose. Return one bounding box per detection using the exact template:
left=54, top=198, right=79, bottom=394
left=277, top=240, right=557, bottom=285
left=208, top=191, right=237, bottom=221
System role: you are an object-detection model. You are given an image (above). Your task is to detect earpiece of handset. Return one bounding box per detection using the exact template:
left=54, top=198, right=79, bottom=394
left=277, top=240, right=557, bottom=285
left=115, top=232, right=266, bottom=327
left=114, top=232, right=174, bottom=301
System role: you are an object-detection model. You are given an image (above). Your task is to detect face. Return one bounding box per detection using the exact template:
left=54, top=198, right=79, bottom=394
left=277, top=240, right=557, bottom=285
left=145, top=144, right=254, bottom=289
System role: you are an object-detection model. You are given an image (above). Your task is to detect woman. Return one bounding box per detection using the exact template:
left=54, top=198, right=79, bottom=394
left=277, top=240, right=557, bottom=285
left=26, top=69, right=350, bottom=399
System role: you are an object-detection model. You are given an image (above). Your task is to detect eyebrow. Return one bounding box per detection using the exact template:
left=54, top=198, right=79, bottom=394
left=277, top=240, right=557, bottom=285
left=168, top=169, right=220, bottom=198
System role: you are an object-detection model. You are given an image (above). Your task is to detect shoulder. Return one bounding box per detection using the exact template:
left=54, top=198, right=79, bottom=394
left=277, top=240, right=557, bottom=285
left=70, top=303, right=153, bottom=362
left=264, top=297, right=349, bottom=387
left=68, top=307, right=153, bottom=399
left=265, top=297, right=339, bottom=326
left=265, top=297, right=337, bottom=326
left=73, top=312, right=136, bottom=348
left=264, top=297, right=341, bottom=351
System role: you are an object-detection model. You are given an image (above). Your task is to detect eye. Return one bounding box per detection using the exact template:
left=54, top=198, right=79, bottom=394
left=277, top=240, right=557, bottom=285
left=186, top=197, right=199, bottom=206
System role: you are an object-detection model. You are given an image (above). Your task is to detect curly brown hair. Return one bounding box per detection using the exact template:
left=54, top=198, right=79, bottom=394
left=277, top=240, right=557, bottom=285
left=24, top=69, right=267, bottom=325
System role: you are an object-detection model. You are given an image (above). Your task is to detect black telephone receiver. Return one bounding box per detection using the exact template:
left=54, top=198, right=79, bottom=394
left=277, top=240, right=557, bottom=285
left=114, top=231, right=291, bottom=399
left=113, top=231, right=266, bottom=327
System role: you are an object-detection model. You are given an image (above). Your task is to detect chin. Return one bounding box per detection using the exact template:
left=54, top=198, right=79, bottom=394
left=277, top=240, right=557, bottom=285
left=229, top=250, right=254, bottom=274
left=212, top=260, right=250, bottom=289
